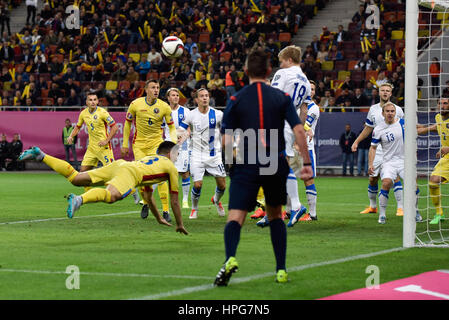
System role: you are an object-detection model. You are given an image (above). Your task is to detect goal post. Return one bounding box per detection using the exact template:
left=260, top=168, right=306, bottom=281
left=403, top=0, right=419, bottom=248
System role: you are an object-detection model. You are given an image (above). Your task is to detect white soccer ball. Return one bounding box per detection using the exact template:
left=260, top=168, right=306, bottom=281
left=161, top=36, right=184, bottom=58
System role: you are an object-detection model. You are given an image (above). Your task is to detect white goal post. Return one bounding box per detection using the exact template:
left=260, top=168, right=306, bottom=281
left=404, top=0, right=449, bottom=247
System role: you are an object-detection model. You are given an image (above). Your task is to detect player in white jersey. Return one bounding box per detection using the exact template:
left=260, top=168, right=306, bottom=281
left=262, top=45, right=310, bottom=227
left=369, top=103, right=405, bottom=224
left=351, top=83, right=406, bottom=217
left=183, top=88, right=226, bottom=219
left=297, top=80, right=320, bottom=222
left=162, top=88, right=192, bottom=209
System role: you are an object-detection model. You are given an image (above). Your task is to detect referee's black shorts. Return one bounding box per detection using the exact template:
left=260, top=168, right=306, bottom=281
left=228, top=157, right=290, bottom=212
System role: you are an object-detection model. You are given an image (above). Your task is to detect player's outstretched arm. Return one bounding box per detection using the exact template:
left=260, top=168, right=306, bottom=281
left=67, top=126, right=80, bottom=145
left=143, top=190, right=172, bottom=227
left=352, top=125, right=373, bottom=152
left=170, top=194, right=188, bottom=235
left=417, top=123, right=437, bottom=135
left=292, top=124, right=313, bottom=181
left=121, top=120, right=132, bottom=157
left=99, top=124, right=119, bottom=147
left=368, top=145, right=377, bottom=176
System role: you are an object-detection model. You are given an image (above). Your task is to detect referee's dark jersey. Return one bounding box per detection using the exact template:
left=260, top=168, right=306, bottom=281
left=221, top=81, right=302, bottom=211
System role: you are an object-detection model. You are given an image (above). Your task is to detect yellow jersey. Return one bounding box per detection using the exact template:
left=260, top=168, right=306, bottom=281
left=123, top=97, right=175, bottom=150
left=134, top=155, right=179, bottom=194
left=436, top=113, right=449, bottom=151
left=76, top=106, right=116, bottom=150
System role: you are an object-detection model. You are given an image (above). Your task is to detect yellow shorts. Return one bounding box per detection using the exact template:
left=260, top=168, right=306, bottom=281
left=432, top=156, right=449, bottom=182
left=87, top=159, right=138, bottom=197
left=133, top=145, right=158, bottom=161
left=81, top=146, right=115, bottom=167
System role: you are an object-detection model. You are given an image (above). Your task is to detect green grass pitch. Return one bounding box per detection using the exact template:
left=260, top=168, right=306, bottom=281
left=0, top=172, right=448, bottom=300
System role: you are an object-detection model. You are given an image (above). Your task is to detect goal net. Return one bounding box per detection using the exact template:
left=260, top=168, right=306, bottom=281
left=408, top=0, right=449, bottom=246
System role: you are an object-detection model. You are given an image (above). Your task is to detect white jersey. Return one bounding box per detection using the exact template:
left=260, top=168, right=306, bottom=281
left=371, top=118, right=405, bottom=163
left=162, top=105, right=191, bottom=151
left=271, top=65, right=311, bottom=157
left=365, top=102, right=404, bottom=157
left=305, top=101, right=320, bottom=150
left=184, top=106, right=223, bottom=160
left=271, top=66, right=312, bottom=109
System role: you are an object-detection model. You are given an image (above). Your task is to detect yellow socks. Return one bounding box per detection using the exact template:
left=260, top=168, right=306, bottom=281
left=81, top=188, right=112, bottom=204
left=429, top=182, right=443, bottom=215
left=43, top=155, right=78, bottom=182
left=257, top=187, right=265, bottom=210
left=159, top=181, right=170, bottom=212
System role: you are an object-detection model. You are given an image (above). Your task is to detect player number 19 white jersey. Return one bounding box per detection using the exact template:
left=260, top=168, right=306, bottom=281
left=184, top=106, right=223, bottom=160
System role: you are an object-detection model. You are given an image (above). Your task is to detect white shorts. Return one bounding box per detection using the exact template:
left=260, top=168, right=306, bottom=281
left=370, top=153, right=383, bottom=178
left=284, top=126, right=295, bottom=157
left=380, top=160, right=404, bottom=181
left=190, top=155, right=226, bottom=182
left=309, top=147, right=316, bottom=178
left=175, top=149, right=190, bottom=173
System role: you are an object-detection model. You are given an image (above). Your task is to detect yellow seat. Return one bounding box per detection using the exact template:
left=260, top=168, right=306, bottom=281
left=129, top=53, right=141, bottom=63
left=105, top=80, right=118, bottom=91
left=338, top=71, right=351, bottom=81
left=321, top=60, right=334, bottom=71
left=391, top=30, right=404, bottom=40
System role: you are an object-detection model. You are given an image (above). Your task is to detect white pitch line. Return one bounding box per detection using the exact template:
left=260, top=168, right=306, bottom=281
left=132, top=246, right=407, bottom=300
left=0, top=203, right=229, bottom=226
left=0, top=268, right=213, bottom=280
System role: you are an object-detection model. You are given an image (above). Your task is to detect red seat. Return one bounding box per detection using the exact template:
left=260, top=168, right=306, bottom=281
left=334, top=60, right=347, bottom=71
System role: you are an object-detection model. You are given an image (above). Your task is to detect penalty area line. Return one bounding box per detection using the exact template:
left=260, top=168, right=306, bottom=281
left=0, top=268, right=214, bottom=280
left=0, top=203, right=228, bottom=226
left=131, top=246, right=408, bottom=300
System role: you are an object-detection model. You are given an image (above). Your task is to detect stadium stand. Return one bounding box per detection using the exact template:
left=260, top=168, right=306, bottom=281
left=0, top=0, right=330, bottom=110
left=299, top=0, right=409, bottom=112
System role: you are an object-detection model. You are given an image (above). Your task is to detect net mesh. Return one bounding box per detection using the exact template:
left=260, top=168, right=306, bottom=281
left=415, top=0, right=449, bottom=246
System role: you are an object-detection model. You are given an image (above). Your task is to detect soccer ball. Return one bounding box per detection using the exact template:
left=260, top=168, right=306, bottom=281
left=161, top=36, right=184, bottom=58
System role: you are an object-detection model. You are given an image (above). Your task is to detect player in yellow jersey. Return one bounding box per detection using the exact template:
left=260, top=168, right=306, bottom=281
left=417, top=97, right=449, bottom=225
left=18, top=142, right=188, bottom=235
left=67, top=92, right=118, bottom=172
left=121, top=79, right=177, bottom=222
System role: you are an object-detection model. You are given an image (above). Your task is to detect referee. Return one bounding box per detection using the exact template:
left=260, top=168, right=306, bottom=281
left=214, top=50, right=313, bottom=286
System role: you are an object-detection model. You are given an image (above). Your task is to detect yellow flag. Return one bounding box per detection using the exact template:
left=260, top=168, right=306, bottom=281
left=96, top=50, right=103, bottom=63
left=249, top=0, right=261, bottom=13
left=155, top=3, right=162, bottom=15
left=9, top=68, right=15, bottom=82
left=69, top=49, right=73, bottom=62
left=61, top=63, right=68, bottom=74
left=158, top=32, right=163, bottom=43
left=138, top=27, right=145, bottom=40
left=16, top=33, right=25, bottom=44
left=195, top=19, right=205, bottom=27
left=208, top=56, right=212, bottom=70
left=103, top=32, right=109, bottom=45
left=205, top=18, right=212, bottom=33
left=21, top=84, right=30, bottom=99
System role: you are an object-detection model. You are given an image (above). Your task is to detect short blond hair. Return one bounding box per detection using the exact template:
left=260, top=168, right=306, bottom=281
left=278, top=45, right=302, bottom=64
left=379, top=82, right=394, bottom=90
left=382, top=101, right=396, bottom=111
